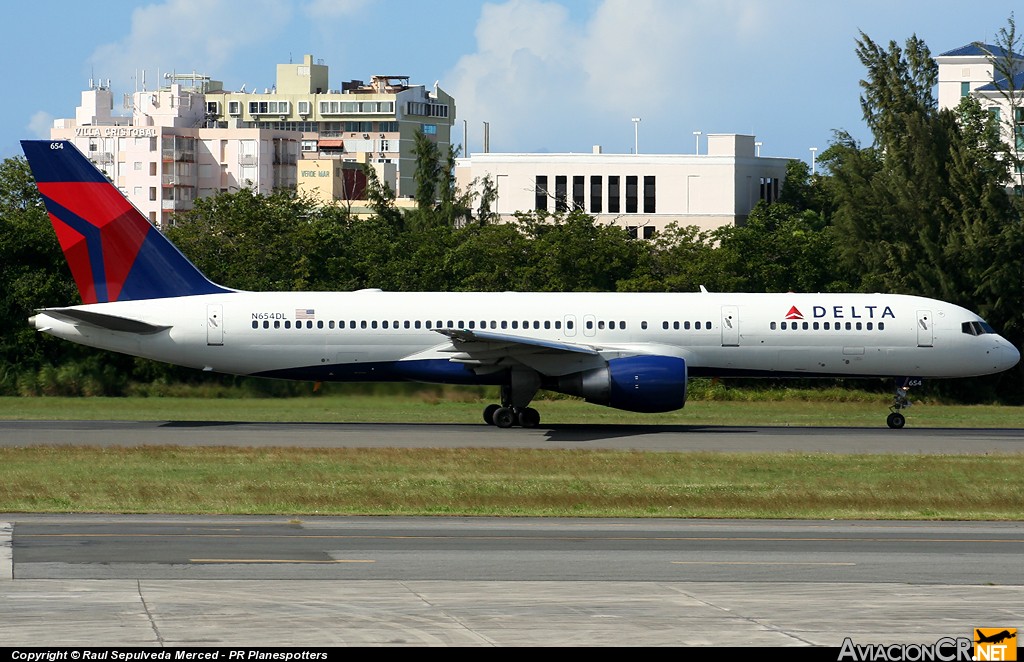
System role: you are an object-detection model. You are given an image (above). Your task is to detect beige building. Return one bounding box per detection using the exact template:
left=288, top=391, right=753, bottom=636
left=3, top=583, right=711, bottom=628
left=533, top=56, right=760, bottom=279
left=455, top=134, right=790, bottom=237
left=206, top=54, right=456, bottom=199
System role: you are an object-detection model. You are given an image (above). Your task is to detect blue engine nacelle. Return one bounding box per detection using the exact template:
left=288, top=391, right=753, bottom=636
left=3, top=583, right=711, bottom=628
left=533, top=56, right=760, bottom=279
left=550, top=356, right=687, bottom=413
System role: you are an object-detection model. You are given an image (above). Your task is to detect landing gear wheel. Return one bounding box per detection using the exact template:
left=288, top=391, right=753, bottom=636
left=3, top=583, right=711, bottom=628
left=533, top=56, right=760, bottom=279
left=887, top=412, right=906, bottom=429
left=517, top=407, right=541, bottom=428
left=492, top=407, right=516, bottom=429
left=483, top=404, right=500, bottom=426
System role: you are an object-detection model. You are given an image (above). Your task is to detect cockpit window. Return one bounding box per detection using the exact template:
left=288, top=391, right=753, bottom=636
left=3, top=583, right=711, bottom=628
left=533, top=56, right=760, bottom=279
left=962, top=321, right=996, bottom=336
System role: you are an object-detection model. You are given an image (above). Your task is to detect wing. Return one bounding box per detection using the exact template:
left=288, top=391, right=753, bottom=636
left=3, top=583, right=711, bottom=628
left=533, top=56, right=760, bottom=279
left=431, top=328, right=605, bottom=376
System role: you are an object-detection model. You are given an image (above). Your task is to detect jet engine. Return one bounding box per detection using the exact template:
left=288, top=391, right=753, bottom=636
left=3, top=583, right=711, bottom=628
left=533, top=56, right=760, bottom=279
left=549, top=355, right=687, bottom=413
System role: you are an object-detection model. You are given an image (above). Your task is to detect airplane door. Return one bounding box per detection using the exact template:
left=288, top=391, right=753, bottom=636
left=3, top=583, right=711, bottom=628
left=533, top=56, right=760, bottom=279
left=583, top=314, right=597, bottom=337
left=207, top=304, right=224, bottom=346
left=721, top=305, right=739, bottom=347
left=917, top=310, right=933, bottom=347
left=564, top=314, right=577, bottom=337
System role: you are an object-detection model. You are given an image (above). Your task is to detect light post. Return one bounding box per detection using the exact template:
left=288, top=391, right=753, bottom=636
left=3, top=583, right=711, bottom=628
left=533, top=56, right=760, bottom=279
left=631, top=117, right=641, bottom=154
left=693, top=130, right=702, bottom=154
left=810, top=146, right=818, bottom=175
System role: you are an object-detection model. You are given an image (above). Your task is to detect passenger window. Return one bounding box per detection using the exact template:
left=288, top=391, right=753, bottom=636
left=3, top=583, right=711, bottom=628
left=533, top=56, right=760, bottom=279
left=512, top=321, right=519, bottom=329
left=567, top=321, right=574, bottom=329
left=415, top=321, right=422, bottom=329
left=770, top=322, right=777, bottom=330
left=673, top=321, right=680, bottom=330
left=361, top=321, right=367, bottom=329
left=620, top=321, right=626, bottom=329
left=252, top=321, right=258, bottom=329
left=501, top=321, right=508, bottom=329
left=684, top=321, right=691, bottom=330
left=274, top=321, right=281, bottom=329
left=545, top=321, right=551, bottom=329
left=586, top=320, right=594, bottom=330
left=555, top=321, right=562, bottom=329
left=781, top=322, right=787, bottom=330
left=372, top=321, right=378, bottom=329
left=695, top=322, right=702, bottom=330
left=318, top=321, right=324, bottom=329
left=598, top=321, right=605, bottom=330
left=662, top=321, right=669, bottom=330
left=802, top=322, right=808, bottom=330
left=879, top=322, right=885, bottom=331
left=641, top=321, right=648, bottom=330
left=263, top=321, right=269, bottom=329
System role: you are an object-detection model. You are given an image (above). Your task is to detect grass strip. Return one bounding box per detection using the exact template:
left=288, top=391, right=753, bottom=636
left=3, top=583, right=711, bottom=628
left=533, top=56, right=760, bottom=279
left=1, top=446, right=1022, bottom=520
left=0, top=395, right=1021, bottom=428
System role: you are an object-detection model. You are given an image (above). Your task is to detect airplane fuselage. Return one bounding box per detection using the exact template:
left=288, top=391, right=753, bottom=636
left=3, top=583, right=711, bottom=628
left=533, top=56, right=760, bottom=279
left=31, top=291, right=1019, bottom=387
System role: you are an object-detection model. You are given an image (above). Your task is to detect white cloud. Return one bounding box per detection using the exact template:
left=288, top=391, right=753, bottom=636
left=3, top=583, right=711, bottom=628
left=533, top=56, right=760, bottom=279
left=447, top=0, right=778, bottom=153
left=27, top=111, right=54, bottom=139
left=303, top=0, right=373, bottom=19
left=87, top=0, right=291, bottom=92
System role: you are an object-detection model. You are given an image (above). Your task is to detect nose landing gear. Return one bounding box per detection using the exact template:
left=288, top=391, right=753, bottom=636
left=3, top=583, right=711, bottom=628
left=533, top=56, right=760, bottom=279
left=887, top=378, right=922, bottom=429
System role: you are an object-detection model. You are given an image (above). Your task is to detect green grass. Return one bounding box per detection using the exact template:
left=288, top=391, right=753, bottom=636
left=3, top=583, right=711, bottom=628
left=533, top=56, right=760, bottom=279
left=0, top=393, right=1020, bottom=519
left=0, top=393, right=1021, bottom=428
left=1, top=446, right=1022, bottom=519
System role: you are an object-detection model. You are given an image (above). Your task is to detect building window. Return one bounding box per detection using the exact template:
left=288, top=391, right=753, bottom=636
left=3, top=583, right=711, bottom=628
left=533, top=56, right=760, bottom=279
left=297, top=101, right=311, bottom=116
left=422, top=124, right=437, bottom=135
left=590, top=176, right=602, bottom=214
left=608, top=176, right=620, bottom=213
left=760, top=177, right=779, bottom=203
left=555, top=175, right=568, bottom=212
left=535, top=175, right=548, bottom=211
left=961, top=81, right=971, bottom=97
left=626, top=175, right=638, bottom=213
left=643, top=175, right=656, bottom=213
left=573, top=176, right=585, bottom=211
left=228, top=101, right=241, bottom=115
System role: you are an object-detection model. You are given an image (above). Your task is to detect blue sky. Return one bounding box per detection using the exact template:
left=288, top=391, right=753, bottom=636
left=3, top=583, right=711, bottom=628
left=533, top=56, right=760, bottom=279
left=2, top=0, right=1021, bottom=163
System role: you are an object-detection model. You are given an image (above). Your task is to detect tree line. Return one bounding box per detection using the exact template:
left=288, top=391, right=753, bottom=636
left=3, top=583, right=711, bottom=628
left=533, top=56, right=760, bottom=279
left=0, top=29, right=1021, bottom=401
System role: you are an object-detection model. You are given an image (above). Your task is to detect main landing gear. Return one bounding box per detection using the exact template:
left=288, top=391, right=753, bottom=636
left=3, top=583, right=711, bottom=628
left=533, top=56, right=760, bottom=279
left=483, top=369, right=542, bottom=429
left=887, top=378, right=922, bottom=429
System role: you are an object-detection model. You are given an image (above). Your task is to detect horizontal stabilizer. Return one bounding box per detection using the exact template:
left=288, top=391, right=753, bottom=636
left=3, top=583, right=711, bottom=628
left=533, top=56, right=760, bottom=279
left=41, top=308, right=171, bottom=334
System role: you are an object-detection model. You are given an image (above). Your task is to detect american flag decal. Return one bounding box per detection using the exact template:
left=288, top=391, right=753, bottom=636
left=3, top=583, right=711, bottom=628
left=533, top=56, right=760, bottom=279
left=296, top=308, right=315, bottom=320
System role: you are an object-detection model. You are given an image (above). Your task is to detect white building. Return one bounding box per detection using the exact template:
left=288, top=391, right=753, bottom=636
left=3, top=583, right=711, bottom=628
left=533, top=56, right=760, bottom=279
left=937, top=43, right=1024, bottom=181
left=455, top=134, right=791, bottom=237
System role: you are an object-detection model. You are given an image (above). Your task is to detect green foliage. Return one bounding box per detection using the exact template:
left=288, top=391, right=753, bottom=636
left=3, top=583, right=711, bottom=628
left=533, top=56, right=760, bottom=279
left=3, top=23, right=1022, bottom=403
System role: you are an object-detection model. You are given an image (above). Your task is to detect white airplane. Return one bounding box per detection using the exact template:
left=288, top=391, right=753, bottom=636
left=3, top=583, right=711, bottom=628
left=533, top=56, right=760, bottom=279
left=20, top=140, right=1021, bottom=429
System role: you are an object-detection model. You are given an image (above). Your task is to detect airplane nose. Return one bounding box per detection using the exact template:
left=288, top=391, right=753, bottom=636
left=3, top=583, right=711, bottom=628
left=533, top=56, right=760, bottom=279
left=996, top=341, right=1021, bottom=372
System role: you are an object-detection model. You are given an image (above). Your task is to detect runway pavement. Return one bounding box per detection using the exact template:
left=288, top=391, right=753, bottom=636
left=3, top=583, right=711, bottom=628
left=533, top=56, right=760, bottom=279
left=2, top=516, right=1023, bottom=647
left=2, top=420, right=1024, bottom=453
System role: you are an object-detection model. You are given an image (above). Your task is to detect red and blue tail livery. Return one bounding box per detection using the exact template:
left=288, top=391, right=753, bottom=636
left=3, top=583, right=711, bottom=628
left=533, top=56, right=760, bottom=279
left=20, top=140, right=230, bottom=303
left=19, top=139, right=1019, bottom=429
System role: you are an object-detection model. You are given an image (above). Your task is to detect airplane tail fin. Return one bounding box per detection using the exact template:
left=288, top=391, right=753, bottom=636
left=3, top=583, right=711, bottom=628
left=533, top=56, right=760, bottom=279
left=20, top=140, right=231, bottom=303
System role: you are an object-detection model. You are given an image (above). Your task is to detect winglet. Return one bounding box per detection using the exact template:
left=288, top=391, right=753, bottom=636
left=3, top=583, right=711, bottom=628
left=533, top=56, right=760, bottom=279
left=20, top=140, right=232, bottom=303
